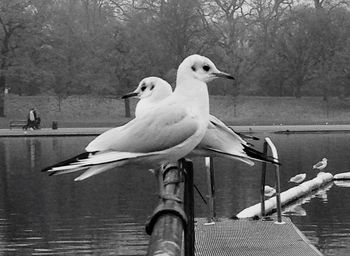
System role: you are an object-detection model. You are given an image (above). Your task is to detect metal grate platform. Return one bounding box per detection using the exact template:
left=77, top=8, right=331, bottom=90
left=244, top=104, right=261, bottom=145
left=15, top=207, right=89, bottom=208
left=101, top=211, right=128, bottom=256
left=195, top=217, right=322, bottom=256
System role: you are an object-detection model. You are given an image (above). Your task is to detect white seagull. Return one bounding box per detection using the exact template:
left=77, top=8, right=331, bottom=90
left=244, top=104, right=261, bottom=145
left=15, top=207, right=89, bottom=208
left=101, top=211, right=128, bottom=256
left=264, top=185, right=276, bottom=197
left=122, top=76, right=279, bottom=166
left=42, top=54, right=234, bottom=181
left=122, top=77, right=173, bottom=118
left=288, top=173, right=306, bottom=184
left=313, top=158, right=327, bottom=171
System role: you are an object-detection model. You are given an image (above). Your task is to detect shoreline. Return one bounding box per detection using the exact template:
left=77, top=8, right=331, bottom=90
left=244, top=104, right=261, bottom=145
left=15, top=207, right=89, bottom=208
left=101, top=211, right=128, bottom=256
left=1, top=124, right=350, bottom=137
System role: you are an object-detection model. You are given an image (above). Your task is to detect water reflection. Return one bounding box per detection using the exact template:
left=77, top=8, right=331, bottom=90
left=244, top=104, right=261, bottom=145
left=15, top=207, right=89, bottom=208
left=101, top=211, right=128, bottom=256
left=0, top=134, right=350, bottom=255
left=334, top=180, right=350, bottom=188
left=26, top=139, right=41, bottom=171
left=0, top=137, right=156, bottom=255
left=0, top=215, right=148, bottom=255
left=282, top=182, right=333, bottom=217
left=283, top=205, right=307, bottom=216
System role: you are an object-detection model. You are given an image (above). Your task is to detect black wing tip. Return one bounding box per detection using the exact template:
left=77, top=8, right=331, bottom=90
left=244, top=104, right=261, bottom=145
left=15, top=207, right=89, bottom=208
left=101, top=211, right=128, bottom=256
left=242, top=144, right=281, bottom=166
left=210, top=120, right=218, bottom=126
left=41, top=152, right=96, bottom=174
left=41, top=167, right=51, bottom=173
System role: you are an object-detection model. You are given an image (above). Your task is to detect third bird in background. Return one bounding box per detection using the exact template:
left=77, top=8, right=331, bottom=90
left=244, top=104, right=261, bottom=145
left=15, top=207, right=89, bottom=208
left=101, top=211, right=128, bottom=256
left=313, top=158, right=327, bottom=171
left=264, top=185, right=276, bottom=197
left=289, top=173, right=306, bottom=184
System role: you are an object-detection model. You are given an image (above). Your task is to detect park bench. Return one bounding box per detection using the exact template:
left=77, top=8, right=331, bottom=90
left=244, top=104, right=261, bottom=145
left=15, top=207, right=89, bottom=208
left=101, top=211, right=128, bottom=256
left=9, top=120, right=27, bottom=130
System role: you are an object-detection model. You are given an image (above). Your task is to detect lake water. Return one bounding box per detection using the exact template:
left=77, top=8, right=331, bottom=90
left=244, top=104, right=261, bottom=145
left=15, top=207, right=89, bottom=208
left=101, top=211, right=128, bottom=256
left=0, top=132, right=350, bottom=255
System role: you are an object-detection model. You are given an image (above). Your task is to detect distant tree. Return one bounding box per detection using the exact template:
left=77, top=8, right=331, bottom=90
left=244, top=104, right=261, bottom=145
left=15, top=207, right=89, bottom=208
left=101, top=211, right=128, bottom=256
left=35, top=0, right=123, bottom=105
left=272, top=7, right=318, bottom=97
left=107, top=0, right=210, bottom=93
left=0, top=0, right=36, bottom=115
left=0, top=0, right=349, bottom=103
left=203, top=0, right=248, bottom=89
left=331, top=13, right=350, bottom=98
left=156, top=0, right=209, bottom=65
left=308, top=1, right=350, bottom=100
left=245, top=0, right=293, bottom=96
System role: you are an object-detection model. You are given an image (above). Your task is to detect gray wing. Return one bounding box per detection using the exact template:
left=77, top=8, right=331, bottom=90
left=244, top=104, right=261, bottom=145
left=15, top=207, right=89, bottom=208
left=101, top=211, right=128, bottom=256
left=86, top=103, right=199, bottom=153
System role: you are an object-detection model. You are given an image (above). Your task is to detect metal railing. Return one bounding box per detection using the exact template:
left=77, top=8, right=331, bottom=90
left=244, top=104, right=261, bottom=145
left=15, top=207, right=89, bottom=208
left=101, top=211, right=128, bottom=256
left=146, top=159, right=194, bottom=256
left=260, top=137, right=284, bottom=224
left=146, top=137, right=283, bottom=255
left=205, top=157, right=216, bottom=224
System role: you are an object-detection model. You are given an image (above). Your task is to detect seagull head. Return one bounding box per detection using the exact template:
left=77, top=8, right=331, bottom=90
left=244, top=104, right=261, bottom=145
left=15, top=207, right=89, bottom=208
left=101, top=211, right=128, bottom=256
left=122, top=77, right=172, bottom=101
left=176, top=54, right=234, bottom=84
left=322, top=158, right=327, bottom=162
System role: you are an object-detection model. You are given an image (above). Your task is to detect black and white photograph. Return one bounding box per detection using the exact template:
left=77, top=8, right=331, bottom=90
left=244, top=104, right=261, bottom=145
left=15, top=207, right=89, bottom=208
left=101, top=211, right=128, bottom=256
left=0, top=0, right=350, bottom=255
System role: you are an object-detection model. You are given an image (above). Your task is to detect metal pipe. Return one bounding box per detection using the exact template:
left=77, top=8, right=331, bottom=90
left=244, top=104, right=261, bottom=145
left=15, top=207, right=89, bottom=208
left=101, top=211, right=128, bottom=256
left=205, top=157, right=216, bottom=223
left=274, top=165, right=283, bottom=223
left=260, top=142, right=268, bottom=218
left=146, top=164, right=186, bottom=256
left=264, top=137, right=283, bottom=224
left=147, top=212, right=184, bottom=256
left=181, top=159, right=195, bottom=256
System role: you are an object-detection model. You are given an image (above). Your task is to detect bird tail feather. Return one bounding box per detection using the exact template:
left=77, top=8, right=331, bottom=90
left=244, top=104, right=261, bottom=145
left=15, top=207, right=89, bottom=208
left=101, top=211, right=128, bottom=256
left=74, top=162, right=119, bottom=181
left=42, top=151, right=156, bottom=177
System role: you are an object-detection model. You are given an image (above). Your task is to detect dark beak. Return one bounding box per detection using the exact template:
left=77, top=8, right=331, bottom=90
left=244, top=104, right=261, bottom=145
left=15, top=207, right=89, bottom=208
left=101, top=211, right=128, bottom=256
left=213, top=72, right=235, bottom=80
left=121, top=92, right=138, bottom=99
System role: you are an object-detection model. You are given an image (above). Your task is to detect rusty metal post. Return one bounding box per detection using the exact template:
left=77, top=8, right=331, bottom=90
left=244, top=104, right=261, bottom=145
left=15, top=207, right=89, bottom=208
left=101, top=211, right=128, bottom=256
left=260, top=142, right=268, bottom=218
left=146, top=163, right=187, bottom=256
left=274, top=164, right=283, bottom=224
left=181, top=159, right=195, bottom=256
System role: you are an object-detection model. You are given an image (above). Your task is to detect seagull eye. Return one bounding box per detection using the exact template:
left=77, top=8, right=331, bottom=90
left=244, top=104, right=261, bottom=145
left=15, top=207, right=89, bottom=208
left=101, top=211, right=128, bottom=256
left=203, top=65, right=210, bottom=72
left=141, top=86, right=146, bottom=91
left=191, top=65, right=196, bottom=71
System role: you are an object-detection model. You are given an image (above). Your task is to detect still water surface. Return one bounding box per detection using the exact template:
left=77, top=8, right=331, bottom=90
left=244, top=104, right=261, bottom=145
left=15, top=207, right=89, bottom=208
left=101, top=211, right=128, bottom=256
left=0, top=132, right=350, bottom=255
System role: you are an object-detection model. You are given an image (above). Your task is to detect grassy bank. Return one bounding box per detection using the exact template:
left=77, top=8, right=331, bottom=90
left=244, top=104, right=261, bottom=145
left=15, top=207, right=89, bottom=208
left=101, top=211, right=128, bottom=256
left=1, top=95, right=350, bottom=128
left=210, top=96, right=350, bottom=126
